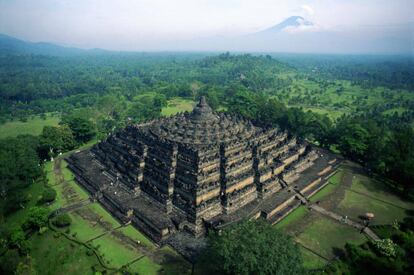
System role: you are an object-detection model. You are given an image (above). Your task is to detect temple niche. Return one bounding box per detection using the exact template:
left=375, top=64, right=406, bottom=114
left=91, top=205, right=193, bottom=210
left=67, top=96, right=340, bottom=244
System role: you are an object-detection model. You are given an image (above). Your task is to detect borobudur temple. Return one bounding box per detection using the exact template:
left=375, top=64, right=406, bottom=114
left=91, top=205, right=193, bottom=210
left=67, top=97, right=340, bottom=243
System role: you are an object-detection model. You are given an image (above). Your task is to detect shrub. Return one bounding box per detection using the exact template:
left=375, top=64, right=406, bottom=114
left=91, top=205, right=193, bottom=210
left=39, top=187, right=57, bottom=203
left=374, top=239, right=397, bottom=257
left=22, top=207, right=49, bottom=231
left=52, top=214, right=72, bottom=228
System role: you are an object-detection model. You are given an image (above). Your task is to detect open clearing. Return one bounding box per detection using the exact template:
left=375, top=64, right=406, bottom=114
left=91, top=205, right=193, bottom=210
left=0, top=113, right=60, bottom=139
left=162, top=98, right=195, bottom=116
left=277, top=161, right=414, bottom=270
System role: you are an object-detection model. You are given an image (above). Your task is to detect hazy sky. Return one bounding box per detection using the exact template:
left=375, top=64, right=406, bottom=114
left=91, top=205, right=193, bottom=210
left=0, top=0, right=413, bottom=50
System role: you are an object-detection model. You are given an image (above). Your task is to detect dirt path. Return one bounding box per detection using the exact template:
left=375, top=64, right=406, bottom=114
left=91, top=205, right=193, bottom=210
left=53, top=158, right=86, bottom=204
left=53, top=158, right=64, bottom=185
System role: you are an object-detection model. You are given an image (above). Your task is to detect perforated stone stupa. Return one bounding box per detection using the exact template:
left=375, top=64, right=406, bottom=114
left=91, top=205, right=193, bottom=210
left=67, top=97, right=340, bottom=244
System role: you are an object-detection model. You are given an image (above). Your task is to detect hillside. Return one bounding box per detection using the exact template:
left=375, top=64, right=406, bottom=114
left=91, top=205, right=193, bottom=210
left=0, top=33, right=107, bottom=56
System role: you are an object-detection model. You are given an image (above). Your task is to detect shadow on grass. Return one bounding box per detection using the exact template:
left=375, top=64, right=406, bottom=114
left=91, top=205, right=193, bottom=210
left=332, top=247, right=345, bottom=258
left=158, top=252, right=192, bottom=275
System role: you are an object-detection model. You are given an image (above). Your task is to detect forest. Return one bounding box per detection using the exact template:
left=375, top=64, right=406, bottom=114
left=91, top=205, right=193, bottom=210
left=1, top=52, right=413, bottom=274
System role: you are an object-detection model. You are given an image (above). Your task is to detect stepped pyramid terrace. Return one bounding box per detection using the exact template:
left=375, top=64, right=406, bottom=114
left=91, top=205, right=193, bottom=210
left=67, top=97, right=340, bottom=248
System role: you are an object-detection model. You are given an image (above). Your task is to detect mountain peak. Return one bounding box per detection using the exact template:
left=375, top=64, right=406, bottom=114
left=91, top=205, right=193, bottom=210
left=260, top=16, right=314, bottom=34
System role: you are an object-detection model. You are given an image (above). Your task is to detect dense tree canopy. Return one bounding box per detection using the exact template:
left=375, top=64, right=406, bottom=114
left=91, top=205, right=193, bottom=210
left=61, top=115, right=96, bottom=143
left=200, top=220, right=304, bottom=275
left=38, top=125, right=76, bottom=158
left=0, top=135, right=41, bottom=218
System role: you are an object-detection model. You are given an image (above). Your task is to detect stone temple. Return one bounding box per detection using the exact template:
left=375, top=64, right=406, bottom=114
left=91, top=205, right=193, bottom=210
left=67, top=97, right=339, bottom=247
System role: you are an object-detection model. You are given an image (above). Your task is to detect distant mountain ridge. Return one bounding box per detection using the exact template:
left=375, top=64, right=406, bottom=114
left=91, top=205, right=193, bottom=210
left=0, top=15, right=412, bottom=55
left=0, top=33, right=107, bottom=56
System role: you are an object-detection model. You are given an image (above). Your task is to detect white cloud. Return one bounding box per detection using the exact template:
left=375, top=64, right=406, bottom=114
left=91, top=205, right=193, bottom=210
left=301, top=4, right=314, bottom=16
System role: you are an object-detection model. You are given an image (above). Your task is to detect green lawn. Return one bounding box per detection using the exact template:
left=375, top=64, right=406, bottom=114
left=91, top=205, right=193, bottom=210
left=337, top=191, right=408, bottom=225
left=350, top=175, right=414, bottom=210
left=274, top=206, right=308, bottom=229
left=129, top=256, right=161, bottom=274
left=118, top=225, right=156, bottom=248
left=300, top=246, right=328, bottom=270
left=66, top=210, right=108, bottom=242
left=296, top=217, right=367, bottom=259
left=162, top=98, right=195, bottom=116
left=309, top=170, right=343, bottom=202
left=334, top=172, right=414, bottom=225
left=30, top=231, right=101, bottom=275
left=87, top=203, right=121, bottom=229
left=61, top=160, right=75, bottom=181
left=129, top=246, right=192, bottom=275
left=0, top=114, right=60, bottom=139
left=91, top=233, right=140, bottom=268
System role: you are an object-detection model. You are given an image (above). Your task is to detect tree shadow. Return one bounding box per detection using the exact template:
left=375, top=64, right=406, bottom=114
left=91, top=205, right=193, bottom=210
left=331, top=246, right=345, bottom=258
left=157, top=252, right=192, bottom=275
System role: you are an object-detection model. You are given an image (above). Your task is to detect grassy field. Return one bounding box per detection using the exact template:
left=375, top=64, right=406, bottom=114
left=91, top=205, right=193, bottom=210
left=129, top=256, right=161, bottom=274
left=3, top=179, right=47, bottom=230
left=0, top=113, right=60, bottom=139
left=162, top=98, right=195, bottom=116
left=90, top=234, right=140, bottom=267
left=118, top=225, right=155, bottom=248
left=336, top=174, right=414, bottom=225
left=277, top=163, right=414, bottom=270
left=296, top=217, right=367, bottom=259
left=44, top=158, right=191, bottom=274
left=309, top=170, right=343, bottom=203
left=300, top=246, right=328, bottom=270
left=30, top=231, right=103, bottom=275
left=274, top=206, right=308, bottom=230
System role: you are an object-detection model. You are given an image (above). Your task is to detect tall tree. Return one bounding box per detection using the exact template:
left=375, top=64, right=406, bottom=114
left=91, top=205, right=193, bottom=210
left=62, top=115, right=96, bottom=143
left=38, top=125, right=76, bottom=158
left=0, top=136, right=41, bottom=218
left=200, top=219, right=304, bottom=275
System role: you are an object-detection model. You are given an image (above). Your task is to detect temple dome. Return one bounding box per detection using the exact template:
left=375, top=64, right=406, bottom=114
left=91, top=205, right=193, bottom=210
left=190, top=96, right=219, bottom=122
left=146, top=97, right=260, bottom=146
